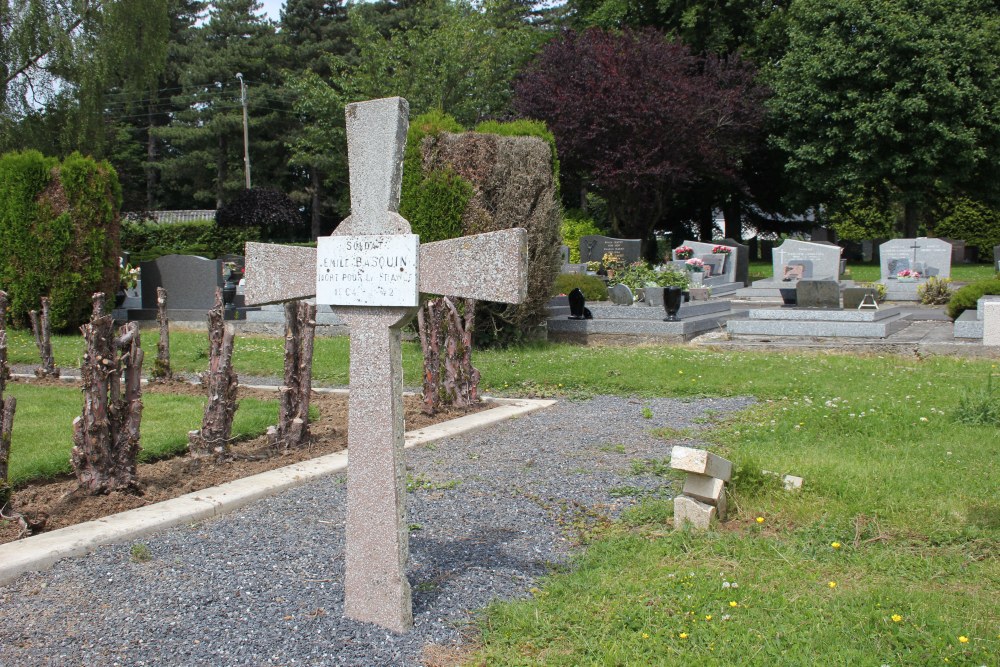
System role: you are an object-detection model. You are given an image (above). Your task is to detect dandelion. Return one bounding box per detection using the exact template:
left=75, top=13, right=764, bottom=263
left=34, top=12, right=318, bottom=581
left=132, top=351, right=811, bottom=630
left=831, top=542, right=841, bottom=549
left=642, top=633, right=650, bottom=639
left=679, top=632, right=689, bottom=639
left=756, top=517, right=765, bottom=524
left=959, top=636, right=969, bottom=643
left=891, top=614, right=902, bottom=623
left=828, top=581, right=837, bottom=589
left=729, top=601, right=739, bottom=608
left=705, top=615, right=712, bottom=621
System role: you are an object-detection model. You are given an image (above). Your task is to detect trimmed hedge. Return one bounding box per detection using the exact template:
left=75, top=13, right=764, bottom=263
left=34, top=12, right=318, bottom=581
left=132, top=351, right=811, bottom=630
left=946, top=278, right=1000, bottom=320
left=0, top=150, right=121, bottom=330
left=401, top=111, right=469, bottom=243
left=121, top=219, right=264, bottom=262
left=553, top=273, right=608, bottom=301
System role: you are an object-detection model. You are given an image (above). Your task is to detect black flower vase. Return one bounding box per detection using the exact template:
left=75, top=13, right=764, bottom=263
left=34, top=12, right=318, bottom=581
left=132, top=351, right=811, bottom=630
left=663, top=286, right=683, bottom=321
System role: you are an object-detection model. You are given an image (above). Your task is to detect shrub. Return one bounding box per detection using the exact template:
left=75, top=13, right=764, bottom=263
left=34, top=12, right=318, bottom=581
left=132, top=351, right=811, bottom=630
left=121, top=219, right=264, bottom=262
left=215, top=188, right=305, bottom=241
left=934, top=197, right=1000, bottom=258
left=553, top=273, right=609, bottom=301
left=918, top=276, right=954, bottom=305
left=946, top=278, right=1000, bottom=320
left=0, top=150, right=121, bottom=330
left=610, top=261, right=689, bottom=293
left=561, top=210, right=604, bottom=263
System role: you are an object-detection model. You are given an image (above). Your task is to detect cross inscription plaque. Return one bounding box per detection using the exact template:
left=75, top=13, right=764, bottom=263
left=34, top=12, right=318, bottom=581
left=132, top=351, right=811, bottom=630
left=243, top=97, right=527, bottom=632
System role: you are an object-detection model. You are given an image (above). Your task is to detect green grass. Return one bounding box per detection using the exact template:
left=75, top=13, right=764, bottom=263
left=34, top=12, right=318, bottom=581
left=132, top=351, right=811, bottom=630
left=749, top=259, right=997, bottom=284
left=6, top=383, right=279, bottom=486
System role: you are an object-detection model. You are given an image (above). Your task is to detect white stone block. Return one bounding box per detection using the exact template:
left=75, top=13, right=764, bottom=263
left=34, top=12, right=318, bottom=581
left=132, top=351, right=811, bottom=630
left=674, top=495, right=716, bottom=530
left=983, top=301, right=1000, bottom=347
left=683, top=473, right=725, bottom=505
left=670, top=446, right=732, bottom=482
left=782, top=474, right=803, bottom=491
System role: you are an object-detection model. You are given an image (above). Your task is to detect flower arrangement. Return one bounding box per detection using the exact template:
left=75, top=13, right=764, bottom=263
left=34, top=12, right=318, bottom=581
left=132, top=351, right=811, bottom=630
left=712, top=245, right=732, bottom=255
left=685, top=257, right=705, bottom=272
left=897, top=268, right=922, bottom=279
left=585, top=260, right=601, bottom=273
left=601, top=252, right=625, bottom=272
left=674, top=245, right=694, bottom=260
left=119, top=259, right=140, bottom=290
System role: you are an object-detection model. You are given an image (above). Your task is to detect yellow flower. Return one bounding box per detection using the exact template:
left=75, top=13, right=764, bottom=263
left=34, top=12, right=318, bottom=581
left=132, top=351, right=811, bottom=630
left=958, top=636, right=969, bottom=643
left=828, top=581, right=837, bottom=589
left=891, top=614, right=902, bottom=623
left=729, top=601, right=739, bottom=608
left=679, top=632, right=689, bottom=639
left=705, top=615, right=712, bottom=621
left=642, top=633, right=650, bottom=639
left=756, top=516, right=764, bottom=524
left=831, top=542, right=841, bottom=549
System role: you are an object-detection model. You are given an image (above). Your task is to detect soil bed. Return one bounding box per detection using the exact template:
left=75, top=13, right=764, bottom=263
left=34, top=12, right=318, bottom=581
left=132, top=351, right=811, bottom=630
left=1, top=378, right=481, bottom=545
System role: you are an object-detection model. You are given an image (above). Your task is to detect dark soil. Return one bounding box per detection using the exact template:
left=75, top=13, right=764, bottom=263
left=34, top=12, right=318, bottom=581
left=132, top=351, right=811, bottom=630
left=0, top=378, right=482, bottom=545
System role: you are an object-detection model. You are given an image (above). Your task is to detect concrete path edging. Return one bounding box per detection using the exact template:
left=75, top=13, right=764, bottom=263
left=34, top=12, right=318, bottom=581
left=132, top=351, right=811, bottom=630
left=0, top=396, right=556, bottom=585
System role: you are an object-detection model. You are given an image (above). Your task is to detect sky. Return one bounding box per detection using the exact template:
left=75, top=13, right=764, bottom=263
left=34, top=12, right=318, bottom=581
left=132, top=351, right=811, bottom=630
left=259, top=0, right=284, bottom=21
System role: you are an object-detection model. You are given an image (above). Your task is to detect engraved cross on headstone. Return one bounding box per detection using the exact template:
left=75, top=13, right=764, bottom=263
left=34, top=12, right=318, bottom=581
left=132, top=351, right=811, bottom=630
left=242, top=97, right=527, bottom=633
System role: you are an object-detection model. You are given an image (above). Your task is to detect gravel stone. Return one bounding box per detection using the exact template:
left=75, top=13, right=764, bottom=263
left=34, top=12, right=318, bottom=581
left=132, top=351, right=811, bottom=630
left=0, top=394, right=753, bottom=666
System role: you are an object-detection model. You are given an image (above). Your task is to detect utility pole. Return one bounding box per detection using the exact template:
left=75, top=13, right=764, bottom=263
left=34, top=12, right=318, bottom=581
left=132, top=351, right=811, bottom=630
left=236, top=72, right=251, bottom=189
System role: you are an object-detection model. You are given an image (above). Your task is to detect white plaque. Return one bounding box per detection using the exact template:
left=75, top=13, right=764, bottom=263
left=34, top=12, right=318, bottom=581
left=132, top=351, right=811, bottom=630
left=316, top=234, right=419, bottom=307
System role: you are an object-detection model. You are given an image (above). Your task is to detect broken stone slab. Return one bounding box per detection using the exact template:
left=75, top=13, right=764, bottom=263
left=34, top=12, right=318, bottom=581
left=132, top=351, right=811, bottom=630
left=763, top=469, right=804, bottom=491
left=674, top=495, right=716, bottom=530
left=670, top=446, right=732, bottom=482
left=682, top=473, right=725, bottom=505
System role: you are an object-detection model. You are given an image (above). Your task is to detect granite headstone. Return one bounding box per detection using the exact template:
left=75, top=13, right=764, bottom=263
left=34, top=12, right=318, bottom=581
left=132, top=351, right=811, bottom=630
left=879, top=238, right=952, bottom=280
left=140, top=254, right=223, bottom=310
left=672, top=240, right=739, bottom=284
left=608, top=283, right=634, bottom=306
left=579, top=235, right=642, bottom=266
left=720, top=238, right=750, bottom=286
left=994, top=244, right=1000, bottom=271
left=797, top=280, right=840, bottom=309
left=771, top=239, right=842, bottom=281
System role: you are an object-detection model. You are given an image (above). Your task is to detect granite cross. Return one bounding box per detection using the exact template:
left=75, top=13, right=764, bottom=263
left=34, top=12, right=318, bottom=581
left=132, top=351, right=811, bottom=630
left=242, top=97, right=527, bottom=632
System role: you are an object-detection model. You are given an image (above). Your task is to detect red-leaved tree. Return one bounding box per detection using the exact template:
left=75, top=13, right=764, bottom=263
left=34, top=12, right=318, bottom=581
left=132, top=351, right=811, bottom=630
left=515, top=28, right=766, bottom=253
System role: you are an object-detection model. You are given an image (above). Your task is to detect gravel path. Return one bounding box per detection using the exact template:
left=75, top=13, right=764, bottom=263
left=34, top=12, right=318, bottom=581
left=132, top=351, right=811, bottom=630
left=0, top=394, right=753, bottom=666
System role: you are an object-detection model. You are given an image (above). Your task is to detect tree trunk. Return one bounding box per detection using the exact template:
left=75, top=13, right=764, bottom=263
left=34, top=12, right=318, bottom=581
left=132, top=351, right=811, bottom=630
left=698, top=207, right=714, bottom=242
left=189, top=289, right=238, bottom=458
left=0, top=291, right=15, bottom=511
left=903, top=201, right=920, bottom=237
left=268, top=301, right=316, bottom=449
left=441, top=297, right=479, bottom=409
left=29, top=297, right=59, bottom=378
left=310, top=167, right=322, bottom=241
left=417, top=298, right=444, bottom=415
left=153, top=287, right=171, bottom=380
left=722, top=193, right=742, bottom=241
left=71, top=293, right=143, bottom=494
left=146, top=100, right=160, bottom=210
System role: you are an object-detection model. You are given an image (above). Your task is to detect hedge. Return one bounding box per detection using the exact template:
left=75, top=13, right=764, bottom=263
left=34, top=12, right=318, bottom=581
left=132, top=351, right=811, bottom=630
left=0, top=151, right=121, bottom=330
left=120, top=219, right=264, bottom=263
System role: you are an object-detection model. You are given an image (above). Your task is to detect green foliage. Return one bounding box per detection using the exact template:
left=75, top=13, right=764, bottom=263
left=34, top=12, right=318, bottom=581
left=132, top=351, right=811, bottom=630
left=129, top=543, right=153, bottom=563
left=953, top=372, right=1000, bottom=427
left=552, top=274, right=608, bottom=301
left=120, top=219, right=263, bottom=262
left=858, top=281, right=888, bottom=303
left=934, top=198, right=1000, bottom=257
left=560, top=210, right=604, bottom=263
left=826, top=192, right=899, bottom=241
left=946, top=278, right=1000, bottom=320
left=729, top=457, right=783, bottom=497
left=0, top=150, right=121, bottom=330
left=918, top=276, right=954, bottom=305
left=610, top=262, right=690, bottom=293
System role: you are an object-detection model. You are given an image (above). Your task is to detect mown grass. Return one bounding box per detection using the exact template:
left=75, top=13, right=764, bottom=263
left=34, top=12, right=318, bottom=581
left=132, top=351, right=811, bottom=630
left=6, top=383, right=279, bottom=486
left=4, top=328, right=999, bottom=663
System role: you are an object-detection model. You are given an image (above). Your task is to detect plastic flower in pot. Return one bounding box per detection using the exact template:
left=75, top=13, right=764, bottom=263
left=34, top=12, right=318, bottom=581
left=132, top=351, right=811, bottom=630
left=685, top=257, right=705, bottom=272
left=674, top=245, right=694, bottom=260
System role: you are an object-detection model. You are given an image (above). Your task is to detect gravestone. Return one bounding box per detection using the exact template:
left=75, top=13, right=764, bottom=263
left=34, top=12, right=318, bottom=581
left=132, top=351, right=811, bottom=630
left=608, top=283, right=634, bottom=306
left=579, top=235, right=641, bottom=266
left=939, top=238, right=967, bottom=264
left=671, top=240, right=740, bottom=285
left=771, top=239, right=842, bottom=281
left=559, top=245, right=569, bottom=265
left=994, top=245, right=1000, bottom=271
left=843, top=287, right=879, bottom=310
left=243, top=97, right=527, bottom=633
left=797, top=280, right=840, bottom=309
left=879, top=238, right=952, bottom=280
left=720, top=238, right=750, bottom=286
left=983, top=301, right=1000, bottom=347
left=139, top=254, right=222, bottom=310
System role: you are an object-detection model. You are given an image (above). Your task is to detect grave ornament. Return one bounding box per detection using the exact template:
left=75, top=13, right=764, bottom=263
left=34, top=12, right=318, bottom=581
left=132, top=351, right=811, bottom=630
left=242, top=97, right=528, bottom=633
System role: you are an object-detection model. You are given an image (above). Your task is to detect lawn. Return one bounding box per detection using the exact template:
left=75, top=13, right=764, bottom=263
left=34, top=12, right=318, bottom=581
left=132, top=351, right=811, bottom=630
left=5, top=383, right=279, bottom=486
left=3, top=329, right=998, bottom=664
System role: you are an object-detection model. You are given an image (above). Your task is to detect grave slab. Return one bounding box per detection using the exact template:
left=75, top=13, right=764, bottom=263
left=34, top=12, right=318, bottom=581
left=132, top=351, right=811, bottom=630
left=670, top=446, right=732, bottom=482
left=797, top=280, right=841, bottom=309
left=682, top=473, right=725, bottom=506
left=578, top=235, right=642, bottom=266
left=674, top=495, right=716, bottom=530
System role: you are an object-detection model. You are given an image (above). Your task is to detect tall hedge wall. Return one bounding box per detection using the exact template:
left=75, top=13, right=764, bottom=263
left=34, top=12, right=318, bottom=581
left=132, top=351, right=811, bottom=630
left=402, top=115, right=562, bottom=347
left=0, top=151, right=122, bottom=330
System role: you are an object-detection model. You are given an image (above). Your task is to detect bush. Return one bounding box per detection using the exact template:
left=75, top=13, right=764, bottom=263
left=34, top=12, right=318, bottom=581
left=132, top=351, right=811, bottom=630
left=934, top=198, right=1000, bottom=258
left=0, top=150, right=121, bottom=330
left=946, top=278, right=1000, bottom=320
left=121, top=219, right=264, bottom=262
left=553, top=273, right=608, bottom=301
left=609, top=261, right=689, bottom=293
left=561, top=210, right=604, bottom=263
left=918, top=276, right=954, bottom=305
left=215, top=188, right=305, bottom=241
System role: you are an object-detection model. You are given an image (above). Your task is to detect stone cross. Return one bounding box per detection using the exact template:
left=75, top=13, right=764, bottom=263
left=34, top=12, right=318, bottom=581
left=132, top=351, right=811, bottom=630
left=242, top=97, right=527, bottom=632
